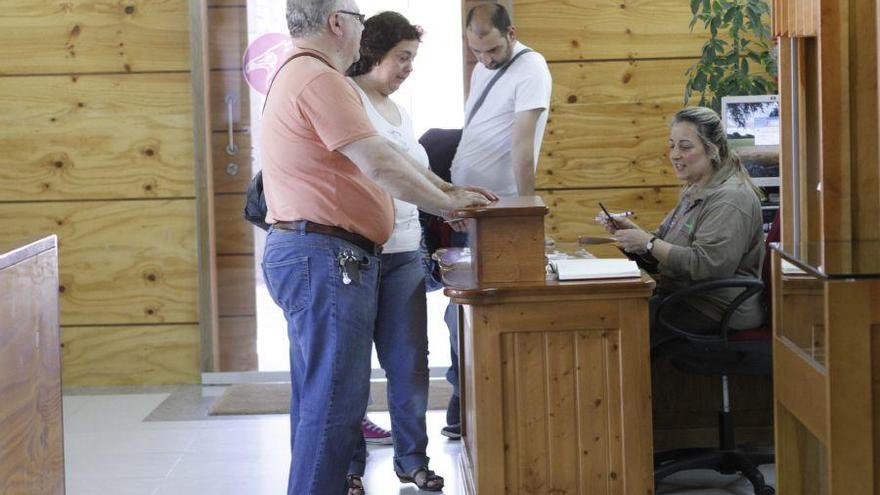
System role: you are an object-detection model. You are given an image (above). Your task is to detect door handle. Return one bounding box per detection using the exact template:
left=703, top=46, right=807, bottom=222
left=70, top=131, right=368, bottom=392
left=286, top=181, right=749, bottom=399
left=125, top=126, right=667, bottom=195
left=225, top=95, right=239, bottom=156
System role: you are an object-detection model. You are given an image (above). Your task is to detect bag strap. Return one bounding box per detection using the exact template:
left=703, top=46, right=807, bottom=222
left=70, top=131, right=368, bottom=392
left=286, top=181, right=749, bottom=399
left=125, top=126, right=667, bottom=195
left=261, top=50, right=333, bottom=115
left=464, top=48, right=534, bottom=127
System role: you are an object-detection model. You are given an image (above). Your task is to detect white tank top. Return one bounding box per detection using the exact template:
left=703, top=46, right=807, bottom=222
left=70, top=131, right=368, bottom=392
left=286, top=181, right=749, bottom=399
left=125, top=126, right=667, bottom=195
left=349, top=78, right=430, bottom=253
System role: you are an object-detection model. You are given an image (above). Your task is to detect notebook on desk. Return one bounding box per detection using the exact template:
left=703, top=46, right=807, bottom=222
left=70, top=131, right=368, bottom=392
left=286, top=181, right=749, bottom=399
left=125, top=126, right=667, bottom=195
left=781, top=259, right=807, bottom=275
left=551, top=258, right=641, bottom=281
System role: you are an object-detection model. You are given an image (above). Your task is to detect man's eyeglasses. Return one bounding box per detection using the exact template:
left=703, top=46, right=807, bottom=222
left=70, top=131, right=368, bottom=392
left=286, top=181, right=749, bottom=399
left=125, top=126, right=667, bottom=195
left=337, top=10, right=366, bottom=24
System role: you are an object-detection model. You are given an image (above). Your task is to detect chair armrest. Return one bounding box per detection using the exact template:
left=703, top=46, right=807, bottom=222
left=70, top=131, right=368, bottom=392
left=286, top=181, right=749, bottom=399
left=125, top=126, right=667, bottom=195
left=655, top=278, right=764, bottom=343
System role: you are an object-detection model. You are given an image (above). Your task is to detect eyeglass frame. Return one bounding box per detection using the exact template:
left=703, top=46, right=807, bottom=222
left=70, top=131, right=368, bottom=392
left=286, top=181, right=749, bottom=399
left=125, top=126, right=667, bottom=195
left=336, top=10, right=366, bottom=24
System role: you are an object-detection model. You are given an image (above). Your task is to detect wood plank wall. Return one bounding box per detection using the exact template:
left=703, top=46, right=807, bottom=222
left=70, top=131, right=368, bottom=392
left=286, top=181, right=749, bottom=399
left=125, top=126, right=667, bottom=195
left=0, top=0, right=200, bottom=386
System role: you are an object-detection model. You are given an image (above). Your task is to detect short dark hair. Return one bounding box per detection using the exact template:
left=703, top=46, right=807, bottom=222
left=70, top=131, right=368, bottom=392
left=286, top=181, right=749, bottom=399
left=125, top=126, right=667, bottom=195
left=465, top=4, right=511, bottom=33
left=346, top=11, right=422, bottom=77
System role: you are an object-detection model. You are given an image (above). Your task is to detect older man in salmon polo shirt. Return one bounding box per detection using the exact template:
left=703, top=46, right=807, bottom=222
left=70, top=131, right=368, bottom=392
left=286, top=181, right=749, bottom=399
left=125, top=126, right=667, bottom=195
left=260, top=1, right=495, bottom=494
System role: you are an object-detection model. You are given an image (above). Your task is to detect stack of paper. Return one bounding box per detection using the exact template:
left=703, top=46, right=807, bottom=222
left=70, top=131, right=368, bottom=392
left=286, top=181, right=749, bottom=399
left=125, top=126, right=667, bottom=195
left=552, top=259, right=641, bottom=281
left=781, top=260, right=807, bottom=275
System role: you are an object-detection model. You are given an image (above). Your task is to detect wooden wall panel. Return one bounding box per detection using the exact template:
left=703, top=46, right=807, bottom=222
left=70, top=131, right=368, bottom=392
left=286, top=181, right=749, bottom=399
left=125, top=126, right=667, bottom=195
left=208, top=5, right=247, bottom=70
left=0, top=0, right=199, bottom=386
left=513, top=0, right=706, bottom=61
left=540, top=102, right=682, bottom=189
left=549, top=59, right=696, bottom=107
left=0, top=73, right=195, bottom=201
left=0, top=0, right=190, bottom=75
left=215, top=194, right=253, bottom=254
left=537, top=61, right=693, bottom=189
left=218, top=316, right=258, bottom=371
left=61, top=324, right=200, bottom=386
left=217, top=255, right=256, bottom=317
left=541, top=187, right=680, bottom=251
left=0, top=200, right=198, bottom=326
left=212, top=131, right=252, bottom=194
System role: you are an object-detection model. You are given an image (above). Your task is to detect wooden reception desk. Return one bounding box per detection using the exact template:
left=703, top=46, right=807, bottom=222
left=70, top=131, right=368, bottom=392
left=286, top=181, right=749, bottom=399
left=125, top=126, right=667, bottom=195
left=0, top=236, right=64, bottom=494
left=442, top=197, right=655, bottom=495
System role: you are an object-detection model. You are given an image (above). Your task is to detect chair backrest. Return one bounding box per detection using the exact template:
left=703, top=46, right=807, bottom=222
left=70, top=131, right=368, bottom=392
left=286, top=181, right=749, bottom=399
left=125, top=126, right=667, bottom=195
left=729, top=211, right=780, bottom=342
left=760, top=212, right=781, bottom=321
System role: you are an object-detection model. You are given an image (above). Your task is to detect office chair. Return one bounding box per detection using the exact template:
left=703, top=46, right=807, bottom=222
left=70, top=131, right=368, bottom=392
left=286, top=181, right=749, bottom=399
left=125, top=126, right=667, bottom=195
left=652, top=215, right=779, bottom=495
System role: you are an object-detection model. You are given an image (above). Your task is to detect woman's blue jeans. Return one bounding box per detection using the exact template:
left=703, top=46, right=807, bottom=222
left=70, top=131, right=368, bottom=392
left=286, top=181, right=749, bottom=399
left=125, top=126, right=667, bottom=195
left=348, top=250, right=431, bottom=476
left=262, top=227, right=379, bottom=495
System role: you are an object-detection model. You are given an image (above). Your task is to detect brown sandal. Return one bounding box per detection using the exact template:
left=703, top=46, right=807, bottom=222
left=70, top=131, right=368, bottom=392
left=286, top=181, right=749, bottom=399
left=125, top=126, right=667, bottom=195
left=396, top=466, right=444, bottom=491
left=346, top=474, right=365, bottom=495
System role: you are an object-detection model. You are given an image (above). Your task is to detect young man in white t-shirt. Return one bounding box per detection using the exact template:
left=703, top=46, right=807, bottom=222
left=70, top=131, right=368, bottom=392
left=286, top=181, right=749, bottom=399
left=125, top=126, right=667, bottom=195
left=442, top=3, right=553, bottom=439
left=450, top=3, right=553, bottom=197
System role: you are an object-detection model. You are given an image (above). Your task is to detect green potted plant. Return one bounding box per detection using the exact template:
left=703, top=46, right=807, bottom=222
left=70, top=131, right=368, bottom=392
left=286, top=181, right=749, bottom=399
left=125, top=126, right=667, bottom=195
left=684, top=0, right=778, bottom=113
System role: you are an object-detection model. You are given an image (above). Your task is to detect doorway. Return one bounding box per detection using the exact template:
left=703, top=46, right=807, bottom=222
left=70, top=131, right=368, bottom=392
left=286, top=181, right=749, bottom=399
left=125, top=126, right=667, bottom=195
left=247, top=0, right=466, bottom=374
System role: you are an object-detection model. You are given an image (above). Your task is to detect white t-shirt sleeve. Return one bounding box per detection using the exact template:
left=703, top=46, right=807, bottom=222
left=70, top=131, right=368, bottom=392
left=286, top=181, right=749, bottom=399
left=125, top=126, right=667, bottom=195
left=513, top=56, right=552, bottom=113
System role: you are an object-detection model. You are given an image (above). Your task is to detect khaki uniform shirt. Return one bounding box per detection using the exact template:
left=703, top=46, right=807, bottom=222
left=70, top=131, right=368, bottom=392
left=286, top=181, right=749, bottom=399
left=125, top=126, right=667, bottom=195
left=656, top=167, right=766, bottom=329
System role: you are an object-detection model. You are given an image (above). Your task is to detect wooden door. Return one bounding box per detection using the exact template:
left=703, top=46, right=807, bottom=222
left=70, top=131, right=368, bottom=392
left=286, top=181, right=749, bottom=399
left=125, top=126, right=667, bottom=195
left=206, top=0, right=258, bottom=371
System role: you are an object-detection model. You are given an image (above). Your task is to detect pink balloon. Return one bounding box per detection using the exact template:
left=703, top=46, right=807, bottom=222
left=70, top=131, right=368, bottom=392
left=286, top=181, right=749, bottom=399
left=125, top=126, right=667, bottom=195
left=242, top=33, right=295, bottom=95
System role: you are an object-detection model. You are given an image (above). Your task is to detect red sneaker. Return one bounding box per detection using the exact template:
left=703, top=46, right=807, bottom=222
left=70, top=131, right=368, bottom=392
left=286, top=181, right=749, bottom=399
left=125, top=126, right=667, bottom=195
left=361, top=417, right=393, bottom=445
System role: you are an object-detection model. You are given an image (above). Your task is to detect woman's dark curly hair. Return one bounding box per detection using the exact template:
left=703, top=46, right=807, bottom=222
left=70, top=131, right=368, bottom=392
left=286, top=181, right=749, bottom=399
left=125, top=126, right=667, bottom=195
left=346, top=11, right=423, bottom=77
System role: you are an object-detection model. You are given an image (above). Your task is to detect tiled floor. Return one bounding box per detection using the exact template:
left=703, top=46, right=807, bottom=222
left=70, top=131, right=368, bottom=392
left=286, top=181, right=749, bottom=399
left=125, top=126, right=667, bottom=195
left=63, top=390, right=774, bottom=494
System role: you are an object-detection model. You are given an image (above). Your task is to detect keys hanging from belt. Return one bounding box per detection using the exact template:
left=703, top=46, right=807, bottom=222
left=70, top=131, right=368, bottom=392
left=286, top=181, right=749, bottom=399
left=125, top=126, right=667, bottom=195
left=337, top=249, right=362, bottom=285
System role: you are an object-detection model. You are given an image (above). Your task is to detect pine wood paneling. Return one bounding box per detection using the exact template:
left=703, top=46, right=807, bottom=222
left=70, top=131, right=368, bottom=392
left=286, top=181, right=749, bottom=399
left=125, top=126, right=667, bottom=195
left=0, top=0, right=190, bottom=75
left=218, top=316, right=257, bottom=371
left=513, top=0, right=706, bottom=61
left=544, top=332, right=579, bottom=493
left=212, top=131, right=252, bottom=194
left=217, top=254, right=256, bottom=317
left=539, top=101, right=683, bottom=189
left=538, top=59, right=697, bottom=189
left=0, top=200, right=198, bottom=326
left=549, top=58, right=696, bottom=106
left=61, top=324, right=200, bottom=386
left=215, top=194, right=253, bottom=254
left=208, top=5, right=247, bottom=70
left=576, top=331, right=612, bottom=491
left=541, top=187, right=680, bottom=252
left=513, top=332, right=549, bottom=493
left=471, top=296, right=651, bottom=493
left=0, top=73, right=195, bottom=201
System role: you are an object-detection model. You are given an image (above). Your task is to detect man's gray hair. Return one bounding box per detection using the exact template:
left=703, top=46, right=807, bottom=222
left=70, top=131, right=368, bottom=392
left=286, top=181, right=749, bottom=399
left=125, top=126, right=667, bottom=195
left=286, top=0, right=342, bottom=37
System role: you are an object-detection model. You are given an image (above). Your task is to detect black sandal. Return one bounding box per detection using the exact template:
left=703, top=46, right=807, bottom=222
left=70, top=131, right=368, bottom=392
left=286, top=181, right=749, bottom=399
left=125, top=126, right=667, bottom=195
left=346, top=474, right=365, bottom=495
left=396, top=466, right=444, bottom=491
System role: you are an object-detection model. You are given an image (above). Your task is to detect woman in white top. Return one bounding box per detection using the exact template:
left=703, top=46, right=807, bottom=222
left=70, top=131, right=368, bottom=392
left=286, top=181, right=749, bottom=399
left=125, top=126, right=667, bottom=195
left=343, top=12, right=443, bottom=494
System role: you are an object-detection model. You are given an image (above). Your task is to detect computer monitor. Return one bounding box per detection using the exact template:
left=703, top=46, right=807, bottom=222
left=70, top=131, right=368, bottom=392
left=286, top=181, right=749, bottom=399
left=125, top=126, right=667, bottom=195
left=721, top=94, right=780, bottom=183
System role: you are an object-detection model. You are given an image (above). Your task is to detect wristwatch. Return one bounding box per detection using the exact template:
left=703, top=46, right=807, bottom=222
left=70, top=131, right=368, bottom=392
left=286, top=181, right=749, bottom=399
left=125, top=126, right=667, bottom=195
left=646, top=236, right=658, bottom=253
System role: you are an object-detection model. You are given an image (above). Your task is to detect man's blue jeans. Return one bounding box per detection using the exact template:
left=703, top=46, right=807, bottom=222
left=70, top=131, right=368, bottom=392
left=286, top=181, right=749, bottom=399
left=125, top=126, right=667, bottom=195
left=262, top=227, right=379, bottom=495
left=348, top=250, right=430, bottom=477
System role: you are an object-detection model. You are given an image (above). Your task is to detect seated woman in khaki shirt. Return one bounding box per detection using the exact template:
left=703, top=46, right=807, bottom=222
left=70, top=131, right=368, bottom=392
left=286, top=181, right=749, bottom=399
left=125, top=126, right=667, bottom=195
left=599, top=106, right=766, bottom=347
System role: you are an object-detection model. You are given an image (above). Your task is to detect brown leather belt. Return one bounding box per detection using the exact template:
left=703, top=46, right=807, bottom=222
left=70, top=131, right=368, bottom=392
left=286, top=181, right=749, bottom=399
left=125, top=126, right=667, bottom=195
left=273, top=220, right=382, bottom=256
